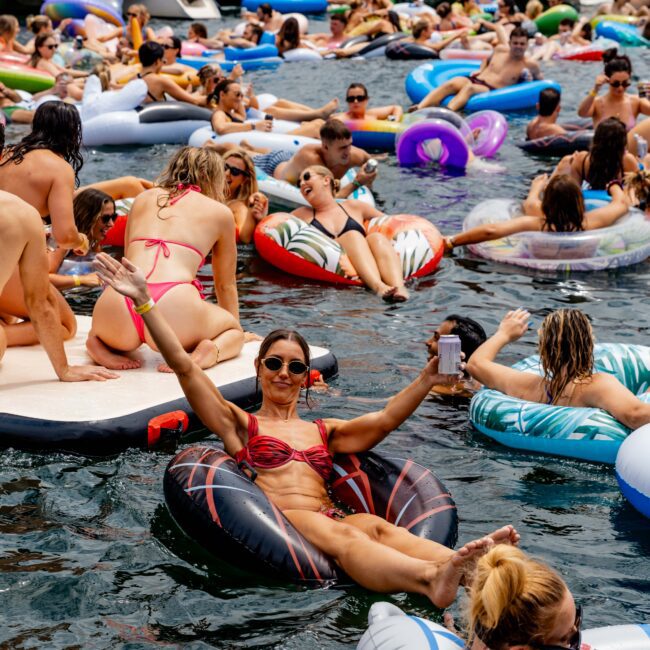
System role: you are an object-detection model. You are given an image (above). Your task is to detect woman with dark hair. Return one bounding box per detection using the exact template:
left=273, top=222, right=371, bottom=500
left=444, top=173, right=630, bottom=250
left=554, top=117, right=639, bottom=191
left=276, top=16, right=302, bottom=54
left=87, top=146, right=243, bottom=372
left=578, top=50, right=650, bottom=130
left=332, top=10, right=403, bottom=57
left=467, top=308, right=650, bottom=428
left=92, top=257, right=521, bottom=604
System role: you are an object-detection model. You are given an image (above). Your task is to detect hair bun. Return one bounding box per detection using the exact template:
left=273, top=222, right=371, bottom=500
left=602, top=47, right=617, bottom=63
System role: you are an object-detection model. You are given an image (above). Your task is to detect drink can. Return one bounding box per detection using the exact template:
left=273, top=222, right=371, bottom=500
left=638, top=81, right=649, bottom=99
left=438, top=335, right=461, bottom=375
left=364, top=158, right=378, bottom=173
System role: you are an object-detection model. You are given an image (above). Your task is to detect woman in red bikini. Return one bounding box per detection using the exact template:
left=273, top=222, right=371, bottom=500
left=87, top=147, right=244, bottom=372
left=95, top=253, right=522, bottom=606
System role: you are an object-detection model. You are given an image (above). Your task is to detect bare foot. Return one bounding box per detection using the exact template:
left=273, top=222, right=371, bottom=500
left=319, top=98, right=339, bottom=118
left=425, top=536, right=494, bottom=608
left=244, top=331, right=263, bottom=342
left=407, top=103, right=420, bottom=113
left=486, top=524, right=520, bottom=547
left=86, top=335, right=140, bottom=370
left=381, top=286, right=408, bottom=303
left=157, top=339, right=218, bottom=373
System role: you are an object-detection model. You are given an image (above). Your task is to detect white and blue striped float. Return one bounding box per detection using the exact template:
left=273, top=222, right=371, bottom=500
left=616, top=423, right=650, bottom=518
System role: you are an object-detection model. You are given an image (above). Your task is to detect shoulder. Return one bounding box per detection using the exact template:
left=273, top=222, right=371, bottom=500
left=623, top=153, right=639, bottom=171
left=292, top=206, right=311, bottom=220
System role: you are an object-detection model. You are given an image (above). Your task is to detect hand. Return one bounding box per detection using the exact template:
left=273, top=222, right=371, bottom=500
left=59, top=365, right=119, bottom=381
left=73, top=233, right=90, bottom=256
left=231, top=63, right=244, bottom=80
left=355, top=167, right=377, bottom=187
left=254, top=120, right=272, bottom=132
left=80, top=273, right=102, bottom=287
left=94, top=253, right=149, bottom=303
left=249, top=192, right=268, bottom=220
left=531, top=173, right=548, bottom=192
left=497, top=308, right=530, bottom=343
left=422, top=354, right=465, bottom=383
left=443, top=236, right=455, bottom=252
left=594, top=74, right=608, bottom=90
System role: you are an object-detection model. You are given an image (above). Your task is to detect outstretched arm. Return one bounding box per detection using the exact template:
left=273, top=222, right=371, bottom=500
left=585, top=373, right=650, bottom=431
left=445, top=215, right=542, bottom=250
left=583, top=184, right=630, bottom=230
left=326, top=355, right=464, bottom=453
left=93, top=253, right=247, bottom=444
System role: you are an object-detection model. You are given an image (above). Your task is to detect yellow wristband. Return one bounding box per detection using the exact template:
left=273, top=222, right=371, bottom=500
left=134, top=297, right=155, bottom=315
left=73, top=275, right=81, bottom=287
left=589, top=89, right=598, bottom=97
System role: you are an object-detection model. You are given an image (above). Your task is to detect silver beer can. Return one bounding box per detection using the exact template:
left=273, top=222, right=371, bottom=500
left=438, top=335, right=461, bottom=375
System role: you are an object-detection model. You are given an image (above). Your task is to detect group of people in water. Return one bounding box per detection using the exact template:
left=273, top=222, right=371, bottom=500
left=1, top=4, right=650, bottom=647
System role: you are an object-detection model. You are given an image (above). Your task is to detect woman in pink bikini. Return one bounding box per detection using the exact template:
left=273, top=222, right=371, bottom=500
left=92, top=253, right=521, bottom=605
left=87, top=147, right=243, bottom=372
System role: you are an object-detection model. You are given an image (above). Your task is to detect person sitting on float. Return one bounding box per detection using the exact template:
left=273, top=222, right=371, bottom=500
left=467, top=307, right=650, bottom=428
left=333, top=82, right=403, bottom=122
left=578, top=51, right=650, bottom=131
left=97, top=3, right=157, bottom=56
left=553, top=117, right=639, bottom=191
left=223, top=149, right=268, bottom=244
left=292, top=165, right=410, bottom=302
left=526, top=88, right=566, bottom=141
left=426, top=314, right=486, bottom=396
left=445, top=174, right=630, bottom=251
left=87, top=146, right=243, bottom=372
left=91, top=258, right=525, bottom=607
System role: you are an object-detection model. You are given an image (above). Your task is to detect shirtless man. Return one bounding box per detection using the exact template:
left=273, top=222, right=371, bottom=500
left=411, top=25, right=542, bottom=112
left=333, top=83, right=403, bottom=122
left=217, top=23, right=264, bottom=49
left=304, top=13, right=348, bottom=50
left=526, top=87, right=566, bottom=140
left=257, top=119, right=377, bottom=199
left=241, top=3, right=284, bottom=32
left=0, top=125, right=115, bottom=381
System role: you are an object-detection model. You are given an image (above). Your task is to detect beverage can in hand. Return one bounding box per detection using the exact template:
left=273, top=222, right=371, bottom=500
left=438, top=335, right=461, bottom=375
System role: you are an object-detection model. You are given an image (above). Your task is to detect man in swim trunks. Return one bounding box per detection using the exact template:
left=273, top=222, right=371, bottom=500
left=262, top=119, right=378, bottom=198
left=526, top=87, right=567, bottom=140
left=332, top=83, right=403, bottom=122
left=426, top=314, right=486, bottom=396
left=0, top=125, right=116, bottom=381
left=410, top=25, right=542, bottom=112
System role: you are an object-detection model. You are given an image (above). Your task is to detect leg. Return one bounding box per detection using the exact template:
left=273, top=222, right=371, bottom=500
left=365, top=232, right=409, bottom=302
left=289, top=119, right=324, bottom=139
left=0, top=324, right=6, bottom=362
left=338, top=231, right=395, bottom=299
left=266, top=99, right=339, bottom=121
left=414, top=78, right=470, bottom=111
left=284, top=509, right=494, bottom=607
left=447, top=82, right=488, bottom=112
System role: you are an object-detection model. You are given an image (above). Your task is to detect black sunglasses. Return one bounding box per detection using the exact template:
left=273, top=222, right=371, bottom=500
left=609, top=80, right=631, bottom=88
left=44, top=43, right=58, bottom=50
left=346, top=94, right=367, bottom=103
left=126, top=11, right=138, bottom=17
left=101, top=213, right=118, bottom=224
left=535, top=605, right=583, bottom=650
left=162, top=44, right=177, bottom=50
left=225, top=162, right=249, bottom=178
left=261, top=356, right=309, bottom=375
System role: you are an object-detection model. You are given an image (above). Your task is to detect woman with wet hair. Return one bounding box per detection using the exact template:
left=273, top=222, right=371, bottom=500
left=87, top=146, right=243, bottom=372
left=467, top=308, right=650, bottom=429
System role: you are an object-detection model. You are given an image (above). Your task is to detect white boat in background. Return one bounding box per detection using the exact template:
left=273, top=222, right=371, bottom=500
left=140, top=0, right=221, bottom=19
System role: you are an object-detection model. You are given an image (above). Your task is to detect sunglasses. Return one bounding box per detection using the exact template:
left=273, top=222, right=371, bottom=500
left=346, top=94, right=367, bottom=103
left=126, top=11, right=138, bottom=17
left=535, top=605, right=583, bottom=650
left=44, top=43, right=58, bottom=50
left=298, top=170, right=321, bottom=187
left=100, top=213, right=117, bottom=224
left=261, top=356, right=309, bottom=375
left=609, top=80, right=631, bottom=88
left=225, top=162, right=249, bottom=178
left=162, top=44, right=177, bottom=50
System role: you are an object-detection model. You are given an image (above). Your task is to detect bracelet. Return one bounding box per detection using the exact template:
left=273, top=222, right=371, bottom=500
left=589, top=88, right=598, bottom=97
left=214, top=343, right=220, bottom=365
left=134, top=297, right=155, bottom=315
left=352, top=180, right=363, bottom=189
left=73, top=275, right=81, bottom=287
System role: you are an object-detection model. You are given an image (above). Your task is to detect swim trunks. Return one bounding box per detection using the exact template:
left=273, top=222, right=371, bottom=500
left=253, top=149, right=294, bottom=176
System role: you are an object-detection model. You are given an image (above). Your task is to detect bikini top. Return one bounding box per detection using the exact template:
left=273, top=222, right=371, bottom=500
left=234, top=413, right=333, bottom=481
left=138, top=71, right=165, bottom=103
left=310, top=204, right=365, bottom=239
left=130, top=184, right=206, bottom=279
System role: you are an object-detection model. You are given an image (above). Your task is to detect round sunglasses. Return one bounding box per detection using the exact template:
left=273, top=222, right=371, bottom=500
left=346, top=94, right=368, bottom=103
left=100, top=212, right=118, bottom=225
left=261, top=356, right=309, bottom=375
left=225, top=163, right=250, bottom=178
left=44, top=43, right=58, bottom=50
left=609, top=79, right=631, bottom=88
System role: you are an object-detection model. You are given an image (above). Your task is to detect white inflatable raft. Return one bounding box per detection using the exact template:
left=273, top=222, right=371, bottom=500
left=0, top=316, right=336, bottom=455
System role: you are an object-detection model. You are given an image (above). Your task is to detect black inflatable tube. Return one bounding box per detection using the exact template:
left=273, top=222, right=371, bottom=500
left=164, top=447, right=458, bottom=586
left=385, top=40, right=439, bottom=60
left=138, top=101, right=213, bottom=124
left=518, top=130, right=593, bottom=156
left=357, top=32, right=407, bottom=56
left=0, top=352, right=338, bottom=456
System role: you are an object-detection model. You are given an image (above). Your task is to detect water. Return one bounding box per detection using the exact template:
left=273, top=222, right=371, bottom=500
left=2, top=19, right=650, bottom=647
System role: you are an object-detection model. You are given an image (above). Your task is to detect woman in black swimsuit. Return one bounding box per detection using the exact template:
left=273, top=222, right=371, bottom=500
left=291, top=165, right=409, bottom=302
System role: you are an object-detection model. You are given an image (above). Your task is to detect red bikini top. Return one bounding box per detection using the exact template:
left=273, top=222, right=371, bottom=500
left=234, top=414, right=333, bottom=481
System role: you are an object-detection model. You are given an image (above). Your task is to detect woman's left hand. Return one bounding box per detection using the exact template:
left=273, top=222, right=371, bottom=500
left=497, top=308, right=530, bottom=342
left=249, top=192, right=269, bottom=221
left=94, top=253, right=149, bottom=303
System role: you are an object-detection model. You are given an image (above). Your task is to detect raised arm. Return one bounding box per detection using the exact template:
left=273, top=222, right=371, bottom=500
left=445, top=215, right=542, bottom=250
left=466, top=308, right=541, bottom=399
left=161, top=77, right=205, bottom=105
left=93, top=253, right=247, bottom=443
left=326, top=355, right=462, bottom=454
left=211, top=205, right=240, bottom=321
left=578, top=74, right=607, bottom=118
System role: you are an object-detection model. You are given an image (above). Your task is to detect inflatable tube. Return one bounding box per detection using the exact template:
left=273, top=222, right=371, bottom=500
left=465, top=110, right=507, bottom=158
left=396, top=119, right=470, bottom=168
left=242, top=0, right=328, bottom=13
left=553, top=37, right=620, bottom=61
left=178, top=55, right=283, bottom=72
left=0, top=316, right=337, bottom=455
left=385, top=40, right=439, bottom=60
left=58, top=255, right=96, bottom=276
left=164, top=448, right=458, bottom=585
left=518, top=130, right=593, bottom=156
left=57, top=43, right=104, bottom=71
left=392, top=2, right=436, bottom=16
left=406, top=60, right=561, bottom=113
left=405, top=106, right=474, bottom=143
left=255, top=212, right=444, bottom=284
left=257, top=167, right=375, bottom=210
left=534, top=4, right=579, bottom=36
left=463, top=198, right=650, bottom=271
left=357, top=602, right=650, bottom=650
left=41, top=0, right=124, bottom=27
left=616, top=424, right=650, bottom=518
left=188, top=125, right=318, bottom=152
left=181, top=41, right=206, bottom=57
left=0, top=64, right=54, bottom=93
left=346, top=118, right=406, bottom=152
left=440, top=48, right=491, bottom=60
left=281, top=47, right=323, bottom=61
left=328, top=3, right=350, bottom=13
left=590, top=14, right=638, bottom=28
left=137, top=102, right=212, bottom=124
left=595, top=21, right=649, bottom=47
left=358, top=33, right=407, bottom=58
left=0, top=53, right=30, bottom=66
left=224, top=44, right=279, bottom=61
left=470, top=343, right=650, bottom=463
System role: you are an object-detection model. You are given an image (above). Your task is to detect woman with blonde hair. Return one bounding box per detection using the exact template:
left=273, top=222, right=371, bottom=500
left=223, top=149, right=268, bottom=244
left=466, top=545, right=582, bottom=649
left=97, top=3, right=156, bottom=54
left=467, top=307, right=650, bottom=429
left=0, top=15, right=29, bottom=55
left=87, top=146, right=243, bottom=372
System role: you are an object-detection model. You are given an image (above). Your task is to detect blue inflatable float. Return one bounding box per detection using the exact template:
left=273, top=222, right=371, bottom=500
left=178, top=55, right=282, bottom=72
left=405, top=60, right=561, bottom=112
left=242, top=0, right=328, bottom=13
left=595, top=21, right=650, bottom=47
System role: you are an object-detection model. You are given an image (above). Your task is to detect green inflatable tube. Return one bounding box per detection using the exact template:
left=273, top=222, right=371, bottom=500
left=535, top=4, right=579, bottom=36
left=327, top=3, right=350, bottom=12
left=590, top=14, right=637, bottom=28
left=0, top=66, right=54, bottom=93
